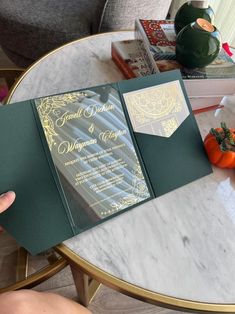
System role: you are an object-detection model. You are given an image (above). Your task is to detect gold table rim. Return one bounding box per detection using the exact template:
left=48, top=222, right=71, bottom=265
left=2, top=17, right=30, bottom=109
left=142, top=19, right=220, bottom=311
left=6, top=30, right=235, bottom=312
left=56, top=244, right=235, bottom=313
left=0, top=257, right=67, bottom=293
left=6, top=30, right=133, bottom=104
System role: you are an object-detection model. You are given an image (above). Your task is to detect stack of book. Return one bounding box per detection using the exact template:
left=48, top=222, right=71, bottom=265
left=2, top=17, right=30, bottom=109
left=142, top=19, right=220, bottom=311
left=111, top=40, right=152, bottom=79
left=112, top=19, right=235, bottom=111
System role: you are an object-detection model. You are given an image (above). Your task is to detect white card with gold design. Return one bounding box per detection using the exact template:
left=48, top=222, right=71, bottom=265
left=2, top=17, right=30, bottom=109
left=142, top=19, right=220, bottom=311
left=123, top=81, right=189, bottom=137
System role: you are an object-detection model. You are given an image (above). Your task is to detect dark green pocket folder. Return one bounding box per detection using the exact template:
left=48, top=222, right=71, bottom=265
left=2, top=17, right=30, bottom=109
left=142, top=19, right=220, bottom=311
left=118, top=71, right=212, bottom=197
left=132, top=117, right=211, bottom=197
left=0, top=71, right=212, bottom=255
left=0, top=102, right=74, bottom=255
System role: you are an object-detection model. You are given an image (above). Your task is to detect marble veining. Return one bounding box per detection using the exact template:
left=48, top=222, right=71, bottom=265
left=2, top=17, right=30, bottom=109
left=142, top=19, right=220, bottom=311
left=9, top=32, right=235, bottom=304
left=10, top=32, right=134, bottom=103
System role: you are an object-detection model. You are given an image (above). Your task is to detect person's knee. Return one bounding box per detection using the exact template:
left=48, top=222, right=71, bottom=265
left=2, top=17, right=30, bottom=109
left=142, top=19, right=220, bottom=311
left=0, top=290, right=92, bottom=314
left=0, top=290, right=38, bottom=314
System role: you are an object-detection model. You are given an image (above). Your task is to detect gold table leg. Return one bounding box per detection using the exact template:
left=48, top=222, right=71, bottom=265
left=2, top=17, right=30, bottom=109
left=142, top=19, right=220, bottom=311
left=70, top=263, right=101, bottom=307
left=16, top=247, right=28, bottom=282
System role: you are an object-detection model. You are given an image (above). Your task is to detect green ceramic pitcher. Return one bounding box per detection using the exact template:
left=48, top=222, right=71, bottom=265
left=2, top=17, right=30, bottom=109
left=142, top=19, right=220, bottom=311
left=174, top=1, right=214, bottom=35
left=175, top=18, right=221, bottom=68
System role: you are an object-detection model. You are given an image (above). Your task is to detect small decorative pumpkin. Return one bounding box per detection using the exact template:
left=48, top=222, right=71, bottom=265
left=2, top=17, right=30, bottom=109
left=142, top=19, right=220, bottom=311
left=204, top=122, right=235, bottom=168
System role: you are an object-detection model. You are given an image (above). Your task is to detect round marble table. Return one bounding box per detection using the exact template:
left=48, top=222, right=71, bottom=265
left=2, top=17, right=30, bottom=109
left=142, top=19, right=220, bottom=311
left=8, top=31, right=235, bottom=313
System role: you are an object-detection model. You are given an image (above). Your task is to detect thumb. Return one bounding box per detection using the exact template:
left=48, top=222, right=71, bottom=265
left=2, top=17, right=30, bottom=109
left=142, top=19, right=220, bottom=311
left=0, top=191, right=16, bottom=213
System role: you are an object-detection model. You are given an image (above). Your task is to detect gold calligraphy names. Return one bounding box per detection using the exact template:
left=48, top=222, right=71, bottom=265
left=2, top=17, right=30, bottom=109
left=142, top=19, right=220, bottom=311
left=58, top=138, right=97, bottom=154
left=99, top=129, right=127, bottom=143
left=55, top=103, right=114, bottom=127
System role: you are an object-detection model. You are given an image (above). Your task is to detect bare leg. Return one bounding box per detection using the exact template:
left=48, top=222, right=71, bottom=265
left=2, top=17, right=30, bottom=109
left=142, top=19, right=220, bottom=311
left=0, top=290, right=92, bottom=314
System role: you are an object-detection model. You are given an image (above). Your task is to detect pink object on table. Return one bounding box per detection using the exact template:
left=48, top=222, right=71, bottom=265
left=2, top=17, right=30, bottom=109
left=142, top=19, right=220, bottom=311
left=0, top=85, right=8, bottom=101
left=222, top=42, right=233, bottom=57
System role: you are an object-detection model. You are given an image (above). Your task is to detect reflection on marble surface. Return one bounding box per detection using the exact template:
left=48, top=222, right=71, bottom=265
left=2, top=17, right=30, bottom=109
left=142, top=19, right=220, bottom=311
left=9, top=32, right=235, bottom=304
left=10, top=32, right=134, bottom=103
left=64, top=102, right=235, bottom=303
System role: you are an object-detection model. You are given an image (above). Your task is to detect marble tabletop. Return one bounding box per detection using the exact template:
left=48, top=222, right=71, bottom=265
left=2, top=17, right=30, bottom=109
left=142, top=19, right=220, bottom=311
left=8, top=31, right=235, bottom=310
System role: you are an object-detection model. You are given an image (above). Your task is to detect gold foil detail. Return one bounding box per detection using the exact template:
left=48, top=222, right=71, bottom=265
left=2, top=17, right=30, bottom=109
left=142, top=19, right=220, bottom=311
left=36, top=92, right=86, bottom=149
left=123, top=80, right=189, bottom=137
left=35, top=90, right=151, bottom=219
left=161, top=117, right=178, bottom=137
left=88, top=123, right=95, bottom=134
left=109, top=152, right=150, bottom=214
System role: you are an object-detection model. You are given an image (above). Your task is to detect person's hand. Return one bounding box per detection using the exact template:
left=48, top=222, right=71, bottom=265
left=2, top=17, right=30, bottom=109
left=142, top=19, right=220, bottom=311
left=0, top=191, right=16, bottom=232
left=0, top=191, right=16, bottom=213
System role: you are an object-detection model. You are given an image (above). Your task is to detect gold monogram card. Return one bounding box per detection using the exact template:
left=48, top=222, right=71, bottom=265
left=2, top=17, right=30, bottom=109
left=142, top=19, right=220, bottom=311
left=123, top=81, right=189, bottom=137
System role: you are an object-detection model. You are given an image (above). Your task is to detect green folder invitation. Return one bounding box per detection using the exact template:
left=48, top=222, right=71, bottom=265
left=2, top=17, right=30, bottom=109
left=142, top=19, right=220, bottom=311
left=0, top=71, right=212, bottom=255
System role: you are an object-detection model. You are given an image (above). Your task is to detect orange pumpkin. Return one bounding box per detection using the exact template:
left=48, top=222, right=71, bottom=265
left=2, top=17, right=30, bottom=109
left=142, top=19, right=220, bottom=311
left=204, top=122, right=235, bottom=168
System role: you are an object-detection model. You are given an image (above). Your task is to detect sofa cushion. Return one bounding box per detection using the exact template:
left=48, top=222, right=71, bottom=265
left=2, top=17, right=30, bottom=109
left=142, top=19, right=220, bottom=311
left=0, top=0, right=105, bottom=66
left=99, top=0, right=172, bottom=32
left=0, top=0, right=172, bottom=67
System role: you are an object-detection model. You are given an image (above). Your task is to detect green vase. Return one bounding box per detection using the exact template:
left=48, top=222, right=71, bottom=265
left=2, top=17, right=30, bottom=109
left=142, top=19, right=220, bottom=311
left=174, top=1, right=214, bottom=34
left=175, top=19, right=221, bottom=68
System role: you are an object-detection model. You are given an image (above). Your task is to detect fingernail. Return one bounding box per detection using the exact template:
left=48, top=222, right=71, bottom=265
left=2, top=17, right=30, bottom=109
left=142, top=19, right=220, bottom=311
left=0, top=191, right=16, bottom=200
left=6, top=191, right=16, bottom=200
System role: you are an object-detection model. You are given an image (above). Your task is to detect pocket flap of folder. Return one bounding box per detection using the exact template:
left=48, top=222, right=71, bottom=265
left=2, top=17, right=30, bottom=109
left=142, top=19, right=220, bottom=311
left=123, top=80, right=189, bottom=137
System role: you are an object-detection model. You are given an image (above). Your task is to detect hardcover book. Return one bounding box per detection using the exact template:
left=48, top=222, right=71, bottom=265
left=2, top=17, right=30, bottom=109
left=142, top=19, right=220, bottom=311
left=0, top=71, right=212, bottom=255
left=111, top=40, right=151, bottom=79
left=135, top=19, right=235, bottom=79
left=111, top=39, right=235, bottom=110
left=135, top=19, right=235, bottom=100
left=136, top=19, right=176, bottom=61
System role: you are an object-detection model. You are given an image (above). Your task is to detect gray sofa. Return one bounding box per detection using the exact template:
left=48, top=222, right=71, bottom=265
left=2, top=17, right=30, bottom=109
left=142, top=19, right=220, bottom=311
left=0, top=0, right=172, bottom=67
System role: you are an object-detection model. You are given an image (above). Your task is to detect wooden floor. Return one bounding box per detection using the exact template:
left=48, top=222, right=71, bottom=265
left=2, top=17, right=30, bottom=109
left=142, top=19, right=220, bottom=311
left=0, top=231, right=187, bottom=314
left=0, top=48, right=187, bottom=313
left=34, top=264, right=188, bottom=314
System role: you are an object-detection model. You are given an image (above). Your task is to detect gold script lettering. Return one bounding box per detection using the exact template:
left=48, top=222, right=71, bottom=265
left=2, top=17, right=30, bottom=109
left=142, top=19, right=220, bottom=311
left=55, top=103, right=114, bottom=127
left=99, top=129, right=127, bottom=143
left=56, top=108, right=83, bottom=127
left=58, top=138, right=97, bottom=154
